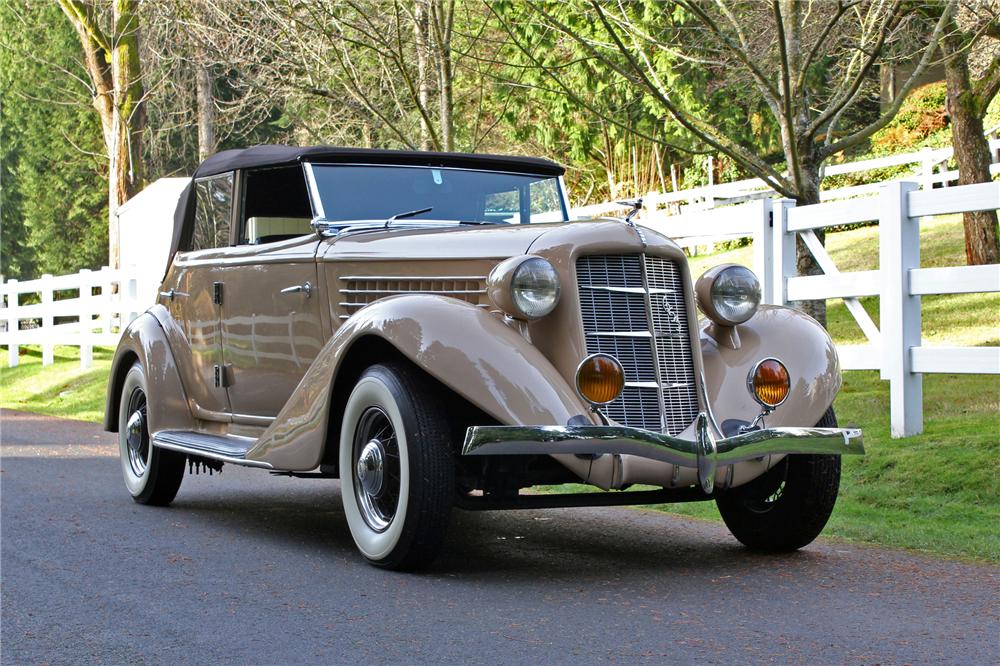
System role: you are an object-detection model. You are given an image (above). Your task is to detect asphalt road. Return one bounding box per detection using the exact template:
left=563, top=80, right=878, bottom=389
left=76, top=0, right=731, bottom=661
left=2, top=409, right=997, bottom=665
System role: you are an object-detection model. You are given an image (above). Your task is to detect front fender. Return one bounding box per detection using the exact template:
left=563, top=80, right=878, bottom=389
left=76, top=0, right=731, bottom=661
left=105, top=309, right=195, bottom=434
left=701, top=304, right=842, bottom=431
left=245, top=294, right=594, bottom=470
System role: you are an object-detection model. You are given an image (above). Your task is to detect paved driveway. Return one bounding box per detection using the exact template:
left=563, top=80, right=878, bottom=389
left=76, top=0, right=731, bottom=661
left=2, top=409, right=997, bottom=664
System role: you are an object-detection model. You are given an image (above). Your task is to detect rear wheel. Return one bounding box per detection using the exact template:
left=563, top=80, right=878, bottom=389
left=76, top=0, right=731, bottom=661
left=716, top=407, right=841, bottom=551
left=339, top=363, right=453, bottom=570
left=118, top=362, right=186, bottom=505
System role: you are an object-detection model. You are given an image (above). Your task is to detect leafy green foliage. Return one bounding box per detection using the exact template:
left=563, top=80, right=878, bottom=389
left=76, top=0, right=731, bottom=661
left=0, top=2, right=108, bottom=279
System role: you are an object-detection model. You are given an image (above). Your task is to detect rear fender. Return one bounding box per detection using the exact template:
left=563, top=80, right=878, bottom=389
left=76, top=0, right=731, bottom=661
left=245, top=294, right=595, bottom=470
left=105, top=308, right=195, bottom=434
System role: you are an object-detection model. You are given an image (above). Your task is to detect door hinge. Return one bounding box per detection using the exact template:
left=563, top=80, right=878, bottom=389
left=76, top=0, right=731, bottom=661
left=213, top=364, right=232, bottom=388
left=213, top=281, right=223, bottom=305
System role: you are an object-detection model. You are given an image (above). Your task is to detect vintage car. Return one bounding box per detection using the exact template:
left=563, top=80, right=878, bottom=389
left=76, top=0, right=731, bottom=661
left=106, top=145, right=863, bottom=569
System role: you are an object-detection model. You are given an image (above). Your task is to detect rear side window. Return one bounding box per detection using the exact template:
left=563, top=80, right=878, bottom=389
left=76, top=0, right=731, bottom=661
left=191, top=173, right=234, bottom=250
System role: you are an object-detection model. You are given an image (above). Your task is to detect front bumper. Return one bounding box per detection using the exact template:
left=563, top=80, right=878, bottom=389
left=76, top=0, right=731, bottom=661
left=462, top=413, right=863, bottom=493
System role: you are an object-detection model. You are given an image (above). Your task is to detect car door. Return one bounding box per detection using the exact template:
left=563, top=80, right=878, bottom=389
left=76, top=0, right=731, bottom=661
left=218, top=166, right=324, bottom=422
left=159, top=172, right=235, bottom=421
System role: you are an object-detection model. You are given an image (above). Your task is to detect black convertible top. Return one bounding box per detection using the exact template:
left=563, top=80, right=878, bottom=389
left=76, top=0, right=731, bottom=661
left=194, top=145, right=565, bottom=178
left=170, top=145, right=565, bottom=263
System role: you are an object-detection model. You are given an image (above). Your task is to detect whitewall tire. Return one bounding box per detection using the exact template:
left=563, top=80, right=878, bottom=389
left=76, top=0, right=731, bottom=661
left=118, top=362, right=185, bottom=505
left=339, top=363, right=453, bottom=570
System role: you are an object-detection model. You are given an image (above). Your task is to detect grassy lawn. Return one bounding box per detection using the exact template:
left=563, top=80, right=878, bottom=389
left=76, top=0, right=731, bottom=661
left=0, top=345, right=113, bottom=423
left=1, top=215, right=997, bottom=561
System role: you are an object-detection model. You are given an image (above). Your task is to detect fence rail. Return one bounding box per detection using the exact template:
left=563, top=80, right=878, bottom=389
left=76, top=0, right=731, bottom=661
left=0, top=267, right=148, bottom=369
left=781, top=181, right=999, bottom=437
left=3, top=178, right=997, bottom=438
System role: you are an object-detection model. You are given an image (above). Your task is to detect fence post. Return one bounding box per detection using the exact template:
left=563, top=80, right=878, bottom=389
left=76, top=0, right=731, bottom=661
left=920, top=147, right=934, bottom=191
left=880, top=181, right=922, bottom=437
left=770, top=199, right=797, bottom=306
left=79, top=269, right=93, bottom=369
left=705, top=156, right=715, bottom=209
left=41, top=273, right=54, bottom=366
left=100, top=266, right=114, bottom=334
left=5, top=279, right=18, bottom=367
left=752, top=198, right=774, bottom=304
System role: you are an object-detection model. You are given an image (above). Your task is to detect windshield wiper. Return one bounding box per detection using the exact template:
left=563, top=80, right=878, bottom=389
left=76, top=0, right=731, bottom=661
left=385, top=207, right=432, bottom=227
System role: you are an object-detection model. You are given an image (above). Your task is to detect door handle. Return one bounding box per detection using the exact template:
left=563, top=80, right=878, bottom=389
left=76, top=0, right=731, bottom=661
left=280, top=281, right=312, bottom=298
left=159, top=289, right=187, bottom=301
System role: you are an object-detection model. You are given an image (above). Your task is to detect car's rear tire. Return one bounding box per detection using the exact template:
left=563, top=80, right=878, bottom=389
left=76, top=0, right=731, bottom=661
left=118, top=362, right=186, bottom=505
left=716, top=407, right=841, bottom=552
left=339, top=363, right=454, bottom=570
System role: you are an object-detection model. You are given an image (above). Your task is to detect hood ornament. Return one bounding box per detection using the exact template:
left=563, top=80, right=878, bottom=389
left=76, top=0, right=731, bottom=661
left=615, top=198, right=643, bottom=228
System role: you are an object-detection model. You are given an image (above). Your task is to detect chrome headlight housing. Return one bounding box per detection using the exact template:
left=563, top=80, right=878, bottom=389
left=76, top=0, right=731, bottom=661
left=487, top=255, right=561, bottom=320
left=695, top=264, right=761, bottom=326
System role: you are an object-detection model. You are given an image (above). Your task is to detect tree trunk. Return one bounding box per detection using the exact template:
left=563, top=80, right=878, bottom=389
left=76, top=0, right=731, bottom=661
left=943, top=40, right=1000, bottom=265
left=792, top=152, right=826, bottom=327
left=58, top=0, right=145, bottom=269
left=431, top=0, right=454, bottom=151
left=195, top=64, right=216, bottom=162
left=107, top=0, right=145, bottom=269
left=413, top=0, right=432, bottom=151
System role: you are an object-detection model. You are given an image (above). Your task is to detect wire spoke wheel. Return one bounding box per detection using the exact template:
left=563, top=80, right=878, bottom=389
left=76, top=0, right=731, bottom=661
left=351, top=407, right=401, bottom=532
left=124, top=388, right=150, bottom=478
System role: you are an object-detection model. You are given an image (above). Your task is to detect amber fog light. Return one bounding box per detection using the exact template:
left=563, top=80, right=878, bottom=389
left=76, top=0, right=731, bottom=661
left=576, top=354, right=625, bottom=405
left=748, top=358, right=790, bottom=408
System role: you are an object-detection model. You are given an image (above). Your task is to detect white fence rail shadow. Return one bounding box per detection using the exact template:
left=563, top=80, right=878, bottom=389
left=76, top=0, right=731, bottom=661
left=0, top=267, right=151, bottom=370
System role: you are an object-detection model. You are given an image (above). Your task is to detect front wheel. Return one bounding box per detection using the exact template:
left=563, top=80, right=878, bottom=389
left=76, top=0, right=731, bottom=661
left=118, top=362, right=186, bottom=505
left=716, top=407, right=841, bottom=551
left=339, top=363, right=454, bottom=570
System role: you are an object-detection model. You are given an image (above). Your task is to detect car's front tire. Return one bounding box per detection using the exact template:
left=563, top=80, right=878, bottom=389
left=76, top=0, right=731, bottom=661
left=118, top=362, right=186, bottom=505
left=716, top=407, right=842, bottom=552
left=339, top=363, right=454, bottom=570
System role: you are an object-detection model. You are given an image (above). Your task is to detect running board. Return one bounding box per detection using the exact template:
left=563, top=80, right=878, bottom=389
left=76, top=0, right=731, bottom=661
left=152, top=430, right=273, bottom=469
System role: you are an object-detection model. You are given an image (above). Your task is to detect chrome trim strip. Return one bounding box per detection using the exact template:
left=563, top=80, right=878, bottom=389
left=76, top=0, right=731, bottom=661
left=461, top=413, right=864, bottom=494
left=340, top=288, right=486, bottom=295
left=340, top=275, right=487, bottom=281
left=579, top=284, right=675, bottom=295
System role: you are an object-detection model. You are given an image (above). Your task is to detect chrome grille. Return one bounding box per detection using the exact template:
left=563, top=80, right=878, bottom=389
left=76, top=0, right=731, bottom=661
left=576, top=254, right=699, bottom=435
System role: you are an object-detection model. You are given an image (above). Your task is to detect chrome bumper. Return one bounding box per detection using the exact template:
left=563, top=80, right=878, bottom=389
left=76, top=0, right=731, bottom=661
left=462, top=413, right=863, bottom=493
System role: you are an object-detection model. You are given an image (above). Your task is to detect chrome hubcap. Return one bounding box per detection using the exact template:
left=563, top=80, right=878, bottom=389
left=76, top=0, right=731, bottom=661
left=356, top=440, right=385, bottom=496
left=125, top=389, right=149, bottom=477
left=352, top=407, right=400, bottom=533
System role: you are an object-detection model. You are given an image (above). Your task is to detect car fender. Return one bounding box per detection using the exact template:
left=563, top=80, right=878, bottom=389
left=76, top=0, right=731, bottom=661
left=245, top=294, right=596, bottom=470
left=104, top=308, right=196, bottom=434
left=701, top=304, right=842, bottom=431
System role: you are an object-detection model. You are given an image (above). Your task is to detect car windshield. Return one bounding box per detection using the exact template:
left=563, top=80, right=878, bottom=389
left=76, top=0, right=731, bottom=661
left=308, top=164, right=567, bottom=225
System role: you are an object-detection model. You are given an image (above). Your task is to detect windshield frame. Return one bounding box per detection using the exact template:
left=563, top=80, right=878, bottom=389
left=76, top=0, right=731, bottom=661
left=302, top=161, right=570, bottom=229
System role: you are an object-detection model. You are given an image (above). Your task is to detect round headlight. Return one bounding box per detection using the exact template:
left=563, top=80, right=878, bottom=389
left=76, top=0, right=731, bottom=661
left=511, top=257, right=560, bottom=318
left=696, top=264, right=760, bottom=326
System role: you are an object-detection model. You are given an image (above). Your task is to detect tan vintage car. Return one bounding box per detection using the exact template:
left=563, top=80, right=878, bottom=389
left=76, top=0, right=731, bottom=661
left=106, top=146, right=863, bottom=569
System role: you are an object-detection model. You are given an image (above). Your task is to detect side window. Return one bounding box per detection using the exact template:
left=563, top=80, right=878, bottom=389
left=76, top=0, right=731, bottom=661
left=529, top=179, right=564, bottom=222
left=239, top=166, right=313, bottom=244
left=191, top=173, right=233, bottom=251
left=484, top=189, right=521, bottom=224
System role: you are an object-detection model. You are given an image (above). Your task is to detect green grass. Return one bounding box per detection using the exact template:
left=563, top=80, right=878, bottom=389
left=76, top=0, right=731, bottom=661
left=0, top=345, right=113, bottom=423
left=2, top=215, right=997, bottom=561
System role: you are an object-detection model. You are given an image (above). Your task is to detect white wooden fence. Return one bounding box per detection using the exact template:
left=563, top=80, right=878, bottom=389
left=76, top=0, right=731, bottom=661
left=637, top=180, right=1000, bottom=438
left=0, top=267, right=149, bottom=370
left=2, top=180, right=996, bottom=438
left=572, top=133, right=1000, bottom=226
